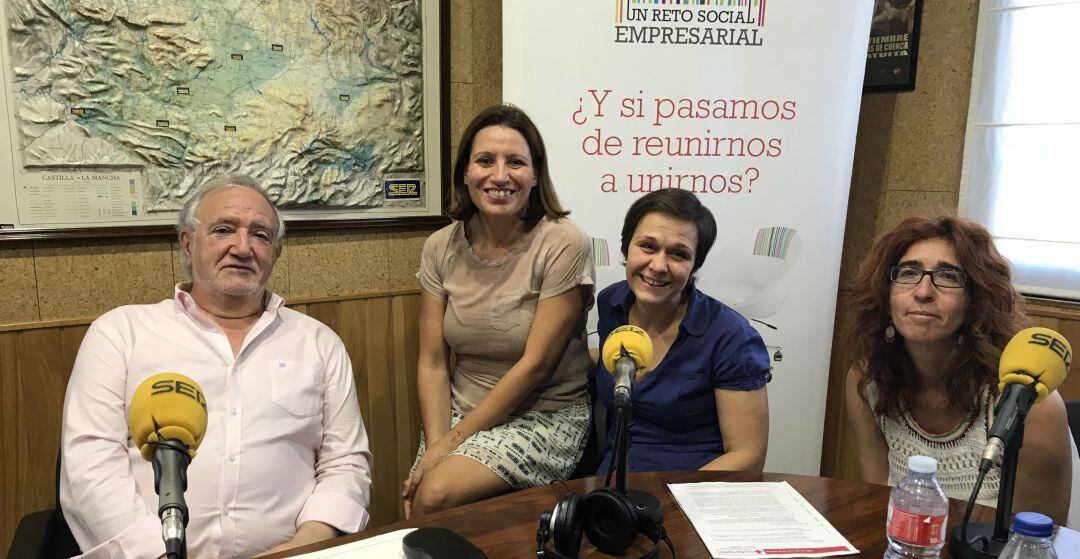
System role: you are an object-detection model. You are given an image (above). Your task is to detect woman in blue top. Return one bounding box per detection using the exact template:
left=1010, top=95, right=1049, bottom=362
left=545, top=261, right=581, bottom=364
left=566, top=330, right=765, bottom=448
left=595, top=188, right=771, bottom=474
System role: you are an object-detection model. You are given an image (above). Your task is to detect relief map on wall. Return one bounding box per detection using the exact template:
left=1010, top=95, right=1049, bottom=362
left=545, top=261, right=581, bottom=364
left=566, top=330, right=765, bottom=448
left=6, top=0, right=425, bottom=212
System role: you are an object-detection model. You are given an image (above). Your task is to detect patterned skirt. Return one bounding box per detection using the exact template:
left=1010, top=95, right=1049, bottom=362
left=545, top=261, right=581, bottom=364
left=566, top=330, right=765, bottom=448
left=411, top=403, right=590, bottom=490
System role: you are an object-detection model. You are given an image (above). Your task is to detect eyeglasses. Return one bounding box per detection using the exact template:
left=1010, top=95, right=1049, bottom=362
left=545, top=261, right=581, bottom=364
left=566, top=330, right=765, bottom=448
left=887, top=265, right=967, bottom=289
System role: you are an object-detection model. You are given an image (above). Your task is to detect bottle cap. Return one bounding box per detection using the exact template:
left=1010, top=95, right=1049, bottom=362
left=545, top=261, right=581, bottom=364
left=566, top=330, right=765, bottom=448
left=1012, top=512, right=1053, bottom=538
left=907, top=455, right=937, bottom=474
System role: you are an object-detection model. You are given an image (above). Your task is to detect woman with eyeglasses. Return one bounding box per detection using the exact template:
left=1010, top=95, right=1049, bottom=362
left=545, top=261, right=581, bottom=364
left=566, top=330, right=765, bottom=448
left=844, top=215, right=1072, bottom=523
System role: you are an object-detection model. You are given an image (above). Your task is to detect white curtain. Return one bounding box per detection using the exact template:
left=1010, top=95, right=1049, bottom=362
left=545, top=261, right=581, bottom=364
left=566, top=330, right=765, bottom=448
left=959, top=0, right=1080, bottom=301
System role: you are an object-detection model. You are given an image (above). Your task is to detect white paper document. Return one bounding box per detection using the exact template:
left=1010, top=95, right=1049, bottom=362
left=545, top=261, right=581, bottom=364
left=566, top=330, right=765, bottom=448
left=667, top=482, right=859, bottom=558
left=284, top=528, right=416, bottom=558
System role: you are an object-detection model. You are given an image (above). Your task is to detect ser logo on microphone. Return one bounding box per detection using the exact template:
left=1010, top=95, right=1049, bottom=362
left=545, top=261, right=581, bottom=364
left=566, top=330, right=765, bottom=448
left=1028, top=332, right=1072, bottom=367
left=151, top=379, right=208, bottom=411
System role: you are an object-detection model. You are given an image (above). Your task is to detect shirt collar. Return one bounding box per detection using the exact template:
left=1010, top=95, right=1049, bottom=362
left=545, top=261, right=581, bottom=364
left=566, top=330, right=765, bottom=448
left=609, top=281, right=634, bottom=321
left=679, top=284, right=708, bottom=337
left=609, top=281, right=708, bottom=337
left=173, top=283, right=283, bottom=327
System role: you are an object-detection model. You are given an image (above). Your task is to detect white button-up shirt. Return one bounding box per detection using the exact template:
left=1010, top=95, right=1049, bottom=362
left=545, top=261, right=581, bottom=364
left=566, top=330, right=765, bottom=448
left=60, top=285, right=372, bottom=559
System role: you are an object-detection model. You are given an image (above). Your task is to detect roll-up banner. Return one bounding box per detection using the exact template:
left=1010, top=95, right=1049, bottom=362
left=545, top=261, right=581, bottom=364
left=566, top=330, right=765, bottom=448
left=504, top=1, right=872, bottom=474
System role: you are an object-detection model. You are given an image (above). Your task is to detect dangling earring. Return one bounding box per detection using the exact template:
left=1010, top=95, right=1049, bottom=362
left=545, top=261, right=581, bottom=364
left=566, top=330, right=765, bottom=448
left=957, top=332, right=965, bottom=346
left=884, top=324, right=896, bottom=343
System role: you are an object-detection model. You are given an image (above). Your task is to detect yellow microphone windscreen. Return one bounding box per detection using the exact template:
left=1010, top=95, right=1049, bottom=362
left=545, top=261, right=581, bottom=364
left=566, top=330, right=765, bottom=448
left=602, top=325, right=654, bottom=378
left=128, top=372, right=208, bottom=461
left=999, top=327, right=1072, bottom=403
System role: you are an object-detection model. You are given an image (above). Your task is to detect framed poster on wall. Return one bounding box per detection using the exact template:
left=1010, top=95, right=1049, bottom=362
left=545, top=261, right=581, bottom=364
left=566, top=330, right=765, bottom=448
left=0, top=0, right=448, bottom=241
left=864, top=0, right=922, bottom=91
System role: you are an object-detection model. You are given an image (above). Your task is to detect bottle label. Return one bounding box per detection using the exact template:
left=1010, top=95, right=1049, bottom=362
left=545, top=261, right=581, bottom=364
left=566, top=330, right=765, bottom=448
left=887, top=503, right=947, bottom=546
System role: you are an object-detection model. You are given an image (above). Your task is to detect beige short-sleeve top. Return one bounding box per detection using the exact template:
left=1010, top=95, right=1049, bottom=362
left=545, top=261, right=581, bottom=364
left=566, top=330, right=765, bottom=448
left=418, top=215, right=595, bottom=414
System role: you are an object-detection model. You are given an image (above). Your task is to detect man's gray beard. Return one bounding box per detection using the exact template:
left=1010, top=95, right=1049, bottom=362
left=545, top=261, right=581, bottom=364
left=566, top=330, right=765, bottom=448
left=204, top=276, right=265, bottom=299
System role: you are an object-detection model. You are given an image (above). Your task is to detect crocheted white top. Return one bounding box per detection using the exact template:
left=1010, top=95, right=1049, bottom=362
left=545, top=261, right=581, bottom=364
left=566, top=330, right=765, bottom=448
left=869, top=383, right=1000, bottom=507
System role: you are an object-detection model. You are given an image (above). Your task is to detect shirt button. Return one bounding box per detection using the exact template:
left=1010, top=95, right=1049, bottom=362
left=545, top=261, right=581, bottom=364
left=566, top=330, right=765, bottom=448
left=231, top=408, right=238, bottom=415
left=229, top=455, right=237, bottom=462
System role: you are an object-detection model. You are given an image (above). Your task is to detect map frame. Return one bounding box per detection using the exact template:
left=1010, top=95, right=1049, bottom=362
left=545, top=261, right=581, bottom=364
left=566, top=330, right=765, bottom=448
left=0, top=0, right=448, bottom=241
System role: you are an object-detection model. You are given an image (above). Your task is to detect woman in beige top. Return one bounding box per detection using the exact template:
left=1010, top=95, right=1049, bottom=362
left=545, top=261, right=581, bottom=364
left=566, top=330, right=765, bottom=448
left=402, top=104, right=595, bottom=517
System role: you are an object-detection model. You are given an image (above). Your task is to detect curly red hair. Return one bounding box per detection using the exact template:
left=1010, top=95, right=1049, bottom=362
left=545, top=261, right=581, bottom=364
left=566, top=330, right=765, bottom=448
left=848, top=215, right=1027, bottom=418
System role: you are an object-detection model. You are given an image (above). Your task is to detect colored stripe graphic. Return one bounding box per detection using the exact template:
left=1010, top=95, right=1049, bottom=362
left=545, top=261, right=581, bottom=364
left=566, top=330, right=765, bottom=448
left=591, top=237, right=611, bottom=267
left=753, top=226, right=797, bottom=259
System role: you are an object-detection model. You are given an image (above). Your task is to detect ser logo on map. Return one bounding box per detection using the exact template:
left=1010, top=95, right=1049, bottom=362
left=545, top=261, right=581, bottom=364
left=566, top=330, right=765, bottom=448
left=383, top=179, right=422, bottom=201
left=613, top=0, right=768, bottom=46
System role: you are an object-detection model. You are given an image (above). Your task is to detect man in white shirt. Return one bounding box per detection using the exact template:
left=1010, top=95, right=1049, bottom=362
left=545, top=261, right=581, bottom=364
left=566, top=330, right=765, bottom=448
left=60, top=175, right=373, bottom=558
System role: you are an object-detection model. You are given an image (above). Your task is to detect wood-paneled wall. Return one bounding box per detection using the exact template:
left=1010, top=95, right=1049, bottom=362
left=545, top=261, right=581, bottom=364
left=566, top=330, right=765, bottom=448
left=0, top=290, right=423, bottom=557
left=820, top=297, right=1080, bottom=482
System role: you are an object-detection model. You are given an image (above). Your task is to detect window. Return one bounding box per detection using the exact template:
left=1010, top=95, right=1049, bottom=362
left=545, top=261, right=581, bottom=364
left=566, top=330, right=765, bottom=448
left=959, top=0, right=1080, bottom=301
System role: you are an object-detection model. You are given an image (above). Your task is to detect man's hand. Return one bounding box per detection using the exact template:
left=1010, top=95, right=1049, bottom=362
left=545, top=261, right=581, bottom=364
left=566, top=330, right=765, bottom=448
left=256, top=521, right=340, bottom=557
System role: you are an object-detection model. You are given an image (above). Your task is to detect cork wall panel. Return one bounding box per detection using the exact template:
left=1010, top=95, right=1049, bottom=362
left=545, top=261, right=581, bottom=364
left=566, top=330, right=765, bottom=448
left=880, top=1, right=980, bottom=194
left=170, top=238, right=182, bottom=290
left=449, top=0, right=473, bottom=84
left=875, top=190, right=960, bottom=235
left=447, top=0, right=503, bottom=160
left=467, top=1, right=502, bottom=103
left=34, top=239, right=174, bottom=321
left=13, top=220, right=423, bottom=324
left=286, top=231, right=390, bottom=299
left=448, top=82, right=502, bottom=161
left=0, top=243, right=39, bottom=324
left=449, top=84, right=479, bottom=160
left=265, top=241, right=292, bottom=299
left=839, top=95, right=896, bottom=291
left=388, top=231, right=428, bottom=290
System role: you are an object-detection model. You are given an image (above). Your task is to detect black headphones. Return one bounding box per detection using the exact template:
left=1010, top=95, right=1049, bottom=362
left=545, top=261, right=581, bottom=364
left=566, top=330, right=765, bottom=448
left=536, top=488, right=672, bottom=558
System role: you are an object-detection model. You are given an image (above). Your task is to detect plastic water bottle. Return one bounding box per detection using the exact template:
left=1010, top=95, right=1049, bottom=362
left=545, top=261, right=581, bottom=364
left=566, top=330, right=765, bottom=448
left=884, top=456, right=949, bottom=559
left=999, top=512, right=1058, bottom=559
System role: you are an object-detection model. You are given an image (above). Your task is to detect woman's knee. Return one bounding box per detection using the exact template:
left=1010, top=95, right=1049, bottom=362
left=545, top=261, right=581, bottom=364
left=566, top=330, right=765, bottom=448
left=412, top=458, right=511, bottom=515
left=412, top=475, right=455, bottom=515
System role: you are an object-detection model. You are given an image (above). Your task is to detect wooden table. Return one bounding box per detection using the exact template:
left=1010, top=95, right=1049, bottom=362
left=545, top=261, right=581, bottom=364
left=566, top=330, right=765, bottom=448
left=269, top=471, right=1080, bottom=558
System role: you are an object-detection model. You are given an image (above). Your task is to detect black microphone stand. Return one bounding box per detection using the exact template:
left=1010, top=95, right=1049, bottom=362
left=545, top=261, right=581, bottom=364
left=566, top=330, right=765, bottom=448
left=613, top=402, right=630, bottom=495
left=612, top=395, right=662, bottom=525
left=949, top=418, right=1024, bottom=559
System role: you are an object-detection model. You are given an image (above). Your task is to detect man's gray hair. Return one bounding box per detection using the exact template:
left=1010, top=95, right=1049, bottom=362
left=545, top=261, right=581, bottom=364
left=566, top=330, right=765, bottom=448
left=176, top=174, right=286, bottom=276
